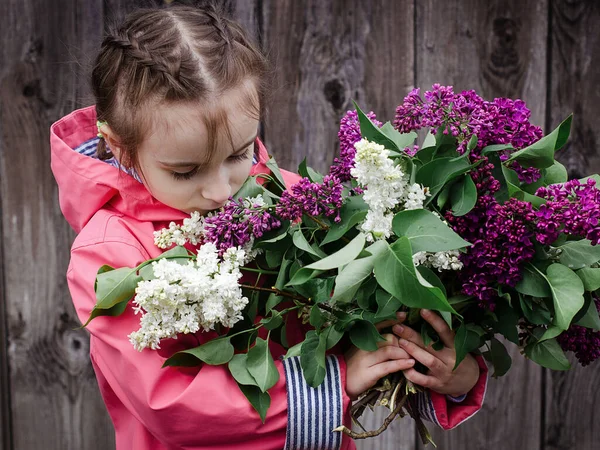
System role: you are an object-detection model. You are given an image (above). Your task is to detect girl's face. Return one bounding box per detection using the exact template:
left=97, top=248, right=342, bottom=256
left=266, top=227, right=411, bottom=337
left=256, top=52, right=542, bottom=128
left=133, top=87, right=259, bottom=214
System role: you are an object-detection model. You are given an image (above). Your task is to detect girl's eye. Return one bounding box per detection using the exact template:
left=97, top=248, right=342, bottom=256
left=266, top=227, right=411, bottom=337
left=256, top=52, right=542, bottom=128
left=228, top=146, right=253, bottom=163
left=171, top=167, right=199, bottom=180
left=170, top=146, right=252, bottom=181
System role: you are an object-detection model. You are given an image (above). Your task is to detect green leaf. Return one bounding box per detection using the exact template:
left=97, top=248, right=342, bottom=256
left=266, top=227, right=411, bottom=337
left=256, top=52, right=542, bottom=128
left=538, top=325, right=563, bottom=343
left=260, top=310, right=285, bottom=330
left=519, top=294, right=553, bottom=325
left=453, top=323, right=481, bottom=370
left=95, top=266, right=141, bottom=310
left=379, top=122, right=418, bottom=151
left=82, top=300, right=129, bottom=328
left=233, top=175, right=265, bottom=199
left=266, top=257, right=293, bottom=312
left=353, top=102, right=416, bottom=152
left=254, top=223, right=291, bottom=249
left=331, top=240, right=387, bottom=303
left=450, top=175, right=477, bottom=216
left=265, top=156, right=288, bottom=190
left=558, top=239, right=600, bottom=269
left=298, top=158, right=324, bottom=183
left=284, top=342, right=303, bottom=359
left=287, top=233, right=366, bottom=286
left=489, top=337, right=512, bottom=377
left=293, top=277, right=335, bottom=303
left=415, top=156, right=473, bottom=200
left=576, top=268, right=600, bottom=291
left=228, top=354, right=257, bottom=386
left=324, top=325, right=344, bottom=349
left=501, top=165, right=546, bottom=207
left=247, top=337, right=280, bottom=393
left=372, top=239, right=456, bottom=313
left=238, top=384, right=271, bottom=423
left=305, top=232, right=366, bottom=270
left=392, top=209, right=471, bottom=253
left=322, top=196, right=368, bottom=245
left=574, top=296, right=600, bottom=330
left=491, top=299, right=520, bottom=345
left=515, top=264, right=552, bottom=297
left=374, top=290, right=402, bottom=321
left=507, top=115, right=572, bottom=169
left=543, top=160, right=568, bottom=185
left=545, top=264, right=585, bottom=330
left=163, top=336, right=234, bottom=367
left=349, top=320, right=385, bottom=351
left=300, top=331, right=327, bottom=387
left=480, top=143, right=514, bottom=155
left=292, top=228, right=327, bottom=258
left=525, top=338, right=571, bottom=370
left=309, top=305, right=326, bottom=330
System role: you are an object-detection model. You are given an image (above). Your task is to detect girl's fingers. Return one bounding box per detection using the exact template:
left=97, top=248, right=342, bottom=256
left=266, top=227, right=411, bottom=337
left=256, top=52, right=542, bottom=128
left=367, top=344, right=411, bottom=366
left=397, top=337, right=446, bottom=376
left=371, top=358, right=416, bottom=381
left=377, top=333, right=399, bottom=348
left=375, top=313, right=405, bottom=331
left=392, top=323, right=425, bottom=348
left=420, top=309, right=455, bottom=349
left=402, top=367, right=439, bottom=390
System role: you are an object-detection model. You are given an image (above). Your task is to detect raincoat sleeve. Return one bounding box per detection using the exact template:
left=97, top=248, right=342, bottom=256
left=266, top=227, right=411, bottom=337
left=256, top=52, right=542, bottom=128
left=413, top=355, right=488, bottom=430
left=67, top=234, right=353, bottom=450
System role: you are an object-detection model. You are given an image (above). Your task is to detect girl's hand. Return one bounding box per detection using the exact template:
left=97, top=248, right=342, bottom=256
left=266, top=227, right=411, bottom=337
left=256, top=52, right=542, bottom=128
left=344, top=314, right=415, bottom=401
left=392, top=309, right=480, bottom=397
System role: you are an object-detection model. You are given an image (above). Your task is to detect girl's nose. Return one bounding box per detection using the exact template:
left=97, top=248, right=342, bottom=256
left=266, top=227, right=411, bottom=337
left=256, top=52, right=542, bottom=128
left=200, top=168, right=232, bottom=205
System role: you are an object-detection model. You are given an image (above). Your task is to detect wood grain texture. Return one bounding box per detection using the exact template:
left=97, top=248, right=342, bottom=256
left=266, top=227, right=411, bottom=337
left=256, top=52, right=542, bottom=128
left=0, top=1, right=114, bottom=449
left=548, top=0, right=600, bottom=178
left=262, top=0, right=414, bottom=174
left=416, top=1, right=548, bottom=449
left=545, top=1, right=600, bottom=447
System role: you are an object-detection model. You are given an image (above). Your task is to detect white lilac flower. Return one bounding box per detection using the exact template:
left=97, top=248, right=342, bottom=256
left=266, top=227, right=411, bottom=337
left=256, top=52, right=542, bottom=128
left=412, top=250, right=463, bottom=272
left=402, top=183, right=430, bottom=210
left=153, top=211, right=205, bottom=249
left=351, top=139, right=409, bottom=240
left=128, top=245, right=248, bottom=351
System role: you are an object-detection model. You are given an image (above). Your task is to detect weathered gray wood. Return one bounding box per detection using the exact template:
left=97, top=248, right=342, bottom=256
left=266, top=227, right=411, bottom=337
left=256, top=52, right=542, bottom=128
left=544, top=2, right=600, bottom=449
left=262, top=0, right=415, bottom=175
left=415, top=1, right=548, bottom=449
left=548, top=0, right=600, bottom=178
left=0, top=1, right=115, bottom=449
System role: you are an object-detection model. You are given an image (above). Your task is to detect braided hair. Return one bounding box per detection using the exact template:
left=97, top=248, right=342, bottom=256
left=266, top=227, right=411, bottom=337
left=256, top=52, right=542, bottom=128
left=91, top=4, right=270, bottom=171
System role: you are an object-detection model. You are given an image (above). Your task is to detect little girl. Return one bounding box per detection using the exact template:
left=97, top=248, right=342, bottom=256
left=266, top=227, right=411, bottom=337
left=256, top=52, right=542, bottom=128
left=50, top=5, right=487, bottom=450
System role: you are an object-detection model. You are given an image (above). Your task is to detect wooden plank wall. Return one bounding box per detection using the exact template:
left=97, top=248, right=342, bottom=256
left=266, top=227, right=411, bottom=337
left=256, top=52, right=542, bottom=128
left=0, top=0, right=598, bottom=449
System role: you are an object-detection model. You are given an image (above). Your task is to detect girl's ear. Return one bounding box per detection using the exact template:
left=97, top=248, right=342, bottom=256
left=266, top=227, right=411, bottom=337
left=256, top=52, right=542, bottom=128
left=98, top=123, right=122, bottom=162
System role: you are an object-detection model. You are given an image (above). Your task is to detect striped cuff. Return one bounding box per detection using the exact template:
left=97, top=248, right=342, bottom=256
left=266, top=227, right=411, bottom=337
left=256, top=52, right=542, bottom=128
left=282, top=355, right=343, bottom=450
left=446, top=393, right=467, bottom=403
left=413, top=390, right=441, bottom=427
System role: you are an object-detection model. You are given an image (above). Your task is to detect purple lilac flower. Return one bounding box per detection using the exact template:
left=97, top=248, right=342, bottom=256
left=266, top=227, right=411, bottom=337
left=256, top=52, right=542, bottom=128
left=203, top=198, right=281, bottom=255
left=557, top=297, right=600, bottom=366
left=329, top=110, right=382, bottom=182
left=447, top=198, right=536, bottom=309
left=276, top=174, right=344, bottom=223
left=535, top=178, right=600, bottom=245
left=393, top=84, right=544, bottom=178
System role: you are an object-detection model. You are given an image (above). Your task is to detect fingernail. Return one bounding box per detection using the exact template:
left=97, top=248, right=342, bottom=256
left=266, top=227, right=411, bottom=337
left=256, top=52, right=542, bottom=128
left=397, top=311, right=407, bottom=320
left=394, top=325, right=404, bottom=334
left=421, top=309, right=430, bottom=316
left=408, top=359, right=415, bottom=364
left=399, top=338, right=408, bottom=346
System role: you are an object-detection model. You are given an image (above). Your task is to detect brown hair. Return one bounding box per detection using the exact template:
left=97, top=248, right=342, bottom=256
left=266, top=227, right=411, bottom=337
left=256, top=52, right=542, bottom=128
left=91, top=4, right=271, bottom=172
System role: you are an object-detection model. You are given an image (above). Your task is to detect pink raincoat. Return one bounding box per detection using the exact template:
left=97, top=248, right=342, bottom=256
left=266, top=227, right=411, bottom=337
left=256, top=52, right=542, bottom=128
left=51, top=105, right=488, bottom=450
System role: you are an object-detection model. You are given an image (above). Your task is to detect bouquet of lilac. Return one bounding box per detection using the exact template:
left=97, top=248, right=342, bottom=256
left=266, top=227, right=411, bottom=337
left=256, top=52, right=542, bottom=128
left=85, top=84, right=600, bottom=443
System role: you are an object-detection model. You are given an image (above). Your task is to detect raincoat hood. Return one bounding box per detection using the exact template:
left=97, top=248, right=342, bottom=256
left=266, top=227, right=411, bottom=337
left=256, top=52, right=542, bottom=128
left=50, top=105, right=273, bottom=233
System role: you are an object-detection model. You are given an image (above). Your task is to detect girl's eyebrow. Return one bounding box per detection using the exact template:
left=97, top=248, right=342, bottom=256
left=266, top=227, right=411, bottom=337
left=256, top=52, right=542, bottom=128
left=158, top=134, right=258, bottom=168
